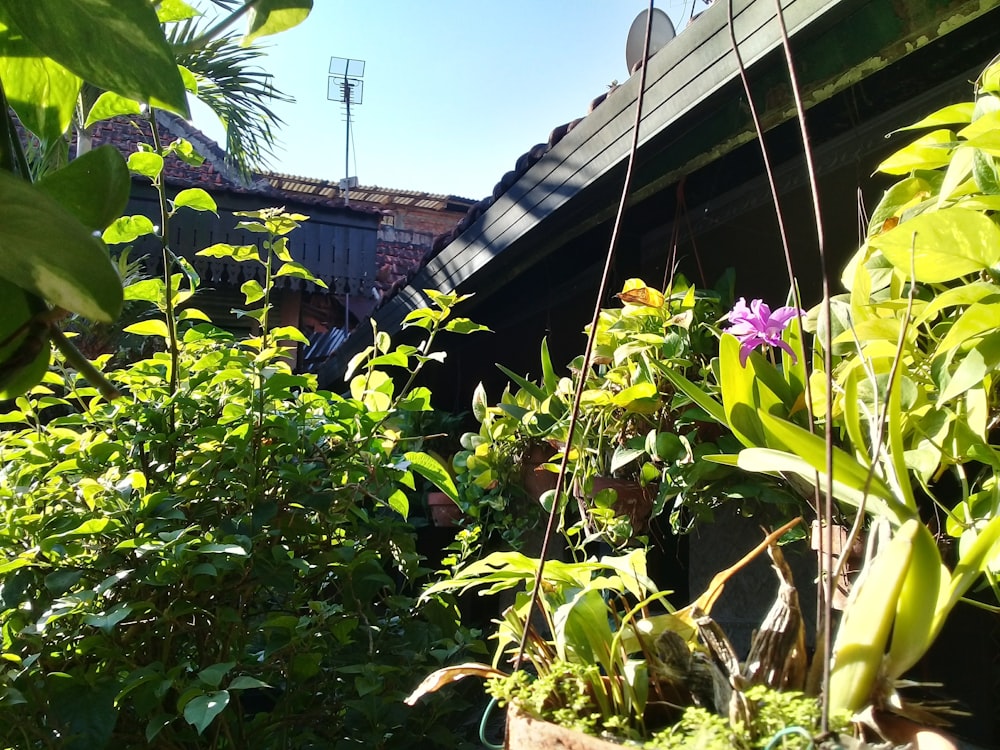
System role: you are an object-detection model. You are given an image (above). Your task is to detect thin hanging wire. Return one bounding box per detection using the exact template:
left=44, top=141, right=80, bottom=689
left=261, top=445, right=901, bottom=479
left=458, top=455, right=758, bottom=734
left=725, top=0, right=834, bottom=729
left=511, top=0, right=657, bottom=674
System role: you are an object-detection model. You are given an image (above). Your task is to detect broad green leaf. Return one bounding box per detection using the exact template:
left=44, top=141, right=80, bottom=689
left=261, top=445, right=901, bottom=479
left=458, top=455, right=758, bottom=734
left=867, top=175, right=937, bottom=238
left=244, top=0, right=314, bottom=45
left=169, top=137, right=204, bottom=166
left=269, top=325, right=310, bottom=344
left=83, top=603, right=133, bottom=634
left=0, top=14, right=82, bottom=141
left=84, top=90, right=142, bottom=128
left=877, top=129, right=955, bottom=175
left=386, top=488, right=409, bottom=518
left=4, top=0, right=189, bottom=116
left=891, top=103, right=974, bottom=133
left=128, top=151, right=164, bottom=180
left=973, top=148, right=1000, bottom=194
left=124, top=319, right=170, bottom=338
left=868, top=208, right=1000, bottom=283
left=183, top=690, right=230, bottom=735
left=156, top=0, right=199, bottom=22
left=981, top=58, right=1000, bottom=94
left=610, top=446, right=645, bottom=474
left=35, top=145, right=129, bottom=231
left=228, top=676, right=271, bottom=691
left=0, top=279, right=50, bottom=399
left=936, top=302, right=1000, bottom=354
left=124, top=279, right=165, bottom=304
left=554, top=587, right=614, bottom=668
left=404, top=451, right=458, bottom=503
left=241, top=280, right=265, bottom=304
left=958, top=109, right=1000, bottom=140
left=198, top=662, right=235, bottom=689
left=0, top=170, right=122, bottom=321
left=172, top=188, right=216, bottom=214
left=936, top=146, right=975, bottom=206
left=178, top=308, right=211, bottom=323
left=914, top=281, right=1000, bottom=325
left=274, top=261, right=328, bottom=288
left=611, top=382, right=658, bottom=410
left=197, top=243, right=260, bottom=263
left=103, top=214, right=156, bottom=244
left=443, top=317, right=490, bottom=334
left=932, top=513, right=1000, bottom=643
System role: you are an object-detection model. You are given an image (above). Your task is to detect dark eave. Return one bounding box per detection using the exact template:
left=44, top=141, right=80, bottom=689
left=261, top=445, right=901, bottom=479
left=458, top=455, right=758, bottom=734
left=323, top=0, right=1000, bottom=385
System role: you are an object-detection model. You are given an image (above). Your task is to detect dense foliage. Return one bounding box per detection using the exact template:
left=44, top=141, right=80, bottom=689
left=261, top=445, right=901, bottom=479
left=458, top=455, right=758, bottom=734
left=0, top=210, right=487, bottom=748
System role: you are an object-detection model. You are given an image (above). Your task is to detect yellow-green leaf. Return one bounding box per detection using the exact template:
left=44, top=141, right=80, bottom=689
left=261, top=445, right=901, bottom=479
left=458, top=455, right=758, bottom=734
left=869, top=208, right=1000, bottom=283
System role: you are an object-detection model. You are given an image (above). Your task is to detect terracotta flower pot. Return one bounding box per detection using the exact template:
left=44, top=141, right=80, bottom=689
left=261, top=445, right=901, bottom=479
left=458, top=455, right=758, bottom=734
left=505, top=705, right=622, bottom=750
left=427, top=491, right=464, bottom=528
left=577, top=476, right=657, bottom=533
left=520, top=444, right=558, bottom=503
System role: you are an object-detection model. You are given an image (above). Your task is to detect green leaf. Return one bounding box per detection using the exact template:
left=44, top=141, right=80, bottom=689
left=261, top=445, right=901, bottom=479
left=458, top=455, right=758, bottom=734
left=3, top=0, right=189, bottom=116
left=228, top=676, right=271, bottom=691
left=404, top=451, right=458, bottom=504
left=35, top=145, right=129, bottom=231
left=172, top=188, right=217, bottom=214
left=128, top=151, right=164, bottom=180
left=443, top=317, right=490, bottom=334
left=84, top=90, right=142, bottom=128
left=124, top=319, right=170, bottom=338
left=386, top=488, right=409, bottom=518
left=197, top=243, right=261, bottom=263
left=471, top=382, right=488, bottom=423
left=891, top=103, right=974, bottom=133
left=269, top=325, right=310, bottom=344
left=936, top=302, right=1000, bottom=354
left=829, top=519, right=917, bottom=713
left=103, top=214, right=156, bottom=244
left=876, top=129, right=955, bottom=175
left=869, top=208, right=1000, bottom=283
left=183, top=690, right=230, bottom=735
left=0, top=279, right=50, bottom=400
left=244, top=0, right=314, bottom=45
left=274, top=261, right=328, bottom=288
left=156, top=0, right=199, bottom=22
left=198, top=662, right=235, bottom=689
left=83, top=603, right=133, bottom=634
left=0, top=15, right=82, bottom=141
left=241, top=280, right=265, bottom=304
left=124, top=278, right=165, bottom=304
left=0, top=170, right=122, bottom=322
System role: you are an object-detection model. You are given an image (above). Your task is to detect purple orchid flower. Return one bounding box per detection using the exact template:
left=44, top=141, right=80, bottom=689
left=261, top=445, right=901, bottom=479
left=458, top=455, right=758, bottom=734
left=725, top=297, right=803, bottom=366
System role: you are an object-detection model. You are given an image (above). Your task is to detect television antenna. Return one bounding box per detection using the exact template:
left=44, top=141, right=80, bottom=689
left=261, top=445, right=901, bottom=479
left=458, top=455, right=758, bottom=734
left=625, top=7, right=675, bottom=72
left=327, top=57, right=365, bottom=204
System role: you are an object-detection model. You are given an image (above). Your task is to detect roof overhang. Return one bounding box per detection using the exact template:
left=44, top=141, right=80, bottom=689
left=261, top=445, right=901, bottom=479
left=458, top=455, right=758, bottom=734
left=322, top=0, right=1000, bottom=385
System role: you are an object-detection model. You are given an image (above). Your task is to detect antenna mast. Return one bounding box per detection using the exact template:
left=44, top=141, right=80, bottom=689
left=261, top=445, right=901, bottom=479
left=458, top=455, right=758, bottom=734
left=327, top=57, right=365, bottom=205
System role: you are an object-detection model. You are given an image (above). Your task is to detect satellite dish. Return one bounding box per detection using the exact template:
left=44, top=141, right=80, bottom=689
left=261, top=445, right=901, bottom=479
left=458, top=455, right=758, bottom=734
left=625, top=7, right=675, bottom=72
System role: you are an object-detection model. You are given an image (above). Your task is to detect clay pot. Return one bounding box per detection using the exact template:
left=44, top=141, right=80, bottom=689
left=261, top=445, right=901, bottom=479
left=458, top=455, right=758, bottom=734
left=579, top=476, right=657, bottom=533
left=505, top=705, right=622, bottom=750
left=427, top=491, right=464, bottom=528
left=520, top=443, right=558, bottom=503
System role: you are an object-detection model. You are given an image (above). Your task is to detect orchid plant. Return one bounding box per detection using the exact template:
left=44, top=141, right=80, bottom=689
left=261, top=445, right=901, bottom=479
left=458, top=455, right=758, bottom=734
left=660, top=53, right=1000, bottom=724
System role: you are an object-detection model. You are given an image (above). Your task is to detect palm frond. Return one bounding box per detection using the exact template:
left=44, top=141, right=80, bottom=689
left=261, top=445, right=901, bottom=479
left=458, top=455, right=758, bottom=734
left=168, top=17, right=292, bottom=179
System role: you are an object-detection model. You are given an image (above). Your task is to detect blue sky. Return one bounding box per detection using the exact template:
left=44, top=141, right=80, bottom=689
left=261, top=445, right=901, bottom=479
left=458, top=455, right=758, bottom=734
left=193, top=2, right=695, bottom=200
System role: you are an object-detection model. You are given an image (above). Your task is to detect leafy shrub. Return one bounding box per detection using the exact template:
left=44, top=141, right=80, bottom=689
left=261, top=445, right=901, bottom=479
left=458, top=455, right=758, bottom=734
left=0, top=218, right=486, bottom=748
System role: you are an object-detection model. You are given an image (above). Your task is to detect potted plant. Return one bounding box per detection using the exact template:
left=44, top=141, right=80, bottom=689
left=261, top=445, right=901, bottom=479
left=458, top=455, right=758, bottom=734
left=406, top=519, right=887, bottom=748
